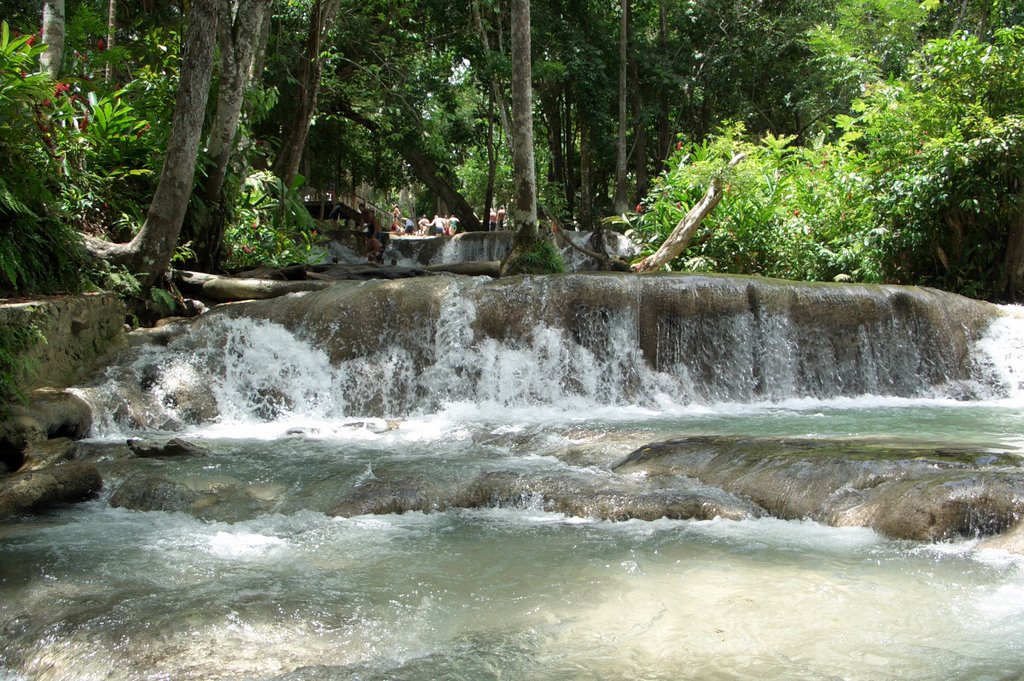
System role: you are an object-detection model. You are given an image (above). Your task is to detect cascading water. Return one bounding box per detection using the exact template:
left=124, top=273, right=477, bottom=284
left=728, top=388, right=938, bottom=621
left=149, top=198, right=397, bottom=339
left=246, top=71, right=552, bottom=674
left=4, top=274, right=1024, bottom=680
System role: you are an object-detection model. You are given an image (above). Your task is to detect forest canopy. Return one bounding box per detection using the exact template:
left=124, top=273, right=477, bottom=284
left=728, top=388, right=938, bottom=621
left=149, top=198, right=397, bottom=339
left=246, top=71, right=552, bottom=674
left=0, top=0, right=1022, bottom=302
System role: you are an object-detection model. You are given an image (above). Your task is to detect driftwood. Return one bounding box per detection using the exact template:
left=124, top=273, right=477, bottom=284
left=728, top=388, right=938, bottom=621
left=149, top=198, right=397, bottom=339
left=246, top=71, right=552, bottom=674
left=425, top=261, right=502, bottom=277
left=174, top=270, right=332, bottom=302
left=552, top=226, right=632, bottom=272
left=633, top=152, right=746, bottom=273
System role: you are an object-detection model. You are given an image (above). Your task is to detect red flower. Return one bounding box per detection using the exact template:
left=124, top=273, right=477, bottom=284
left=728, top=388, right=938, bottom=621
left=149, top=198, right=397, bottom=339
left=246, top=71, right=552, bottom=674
left=793, top=209, right=800, bottom=217
left=78, top=115, right=89, bottom=132
left=54, top=82, right=70, bottom=96
left=26, top=35, right=35, bottom=46
left=97, top=38, right=106, bottom=51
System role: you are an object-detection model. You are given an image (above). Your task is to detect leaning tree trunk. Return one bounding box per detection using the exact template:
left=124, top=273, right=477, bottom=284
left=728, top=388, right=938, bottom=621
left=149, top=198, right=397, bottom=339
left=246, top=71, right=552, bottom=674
left=500, top=0, right=542, bottom=277
left=402, top=143, right=483, bottom=232
left=40, top=0, right=65, bottom=78
left=272, top=0, right=341, bottom=187
left=84, top=0, right=219, bottom=288
left=633, top=153, right=745, bottom=273
left=190, top=0, right=272, bottom=271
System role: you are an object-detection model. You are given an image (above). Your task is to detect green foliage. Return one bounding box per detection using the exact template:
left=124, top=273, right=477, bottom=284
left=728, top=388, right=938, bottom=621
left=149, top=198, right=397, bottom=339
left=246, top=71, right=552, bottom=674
left=222, top=171, right=327, bottom=271
left=0, top=22, right=91, bottom=295
left=852, top=27, right=1024, bottom=299
left=635, top=122, right=881, bottom=283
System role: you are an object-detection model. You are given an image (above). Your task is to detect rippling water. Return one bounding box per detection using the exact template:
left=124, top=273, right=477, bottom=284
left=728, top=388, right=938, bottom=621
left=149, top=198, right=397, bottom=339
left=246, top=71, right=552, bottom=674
left=3, top=298, right=1024, bottom=679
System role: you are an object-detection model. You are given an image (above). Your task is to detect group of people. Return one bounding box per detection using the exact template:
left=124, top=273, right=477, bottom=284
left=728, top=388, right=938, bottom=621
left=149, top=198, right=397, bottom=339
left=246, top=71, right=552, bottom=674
left=413, top=213, right=461, bottom=236
left=357, top=201, right=510, bottom=264
left=487, top=205, right=507, bottom=231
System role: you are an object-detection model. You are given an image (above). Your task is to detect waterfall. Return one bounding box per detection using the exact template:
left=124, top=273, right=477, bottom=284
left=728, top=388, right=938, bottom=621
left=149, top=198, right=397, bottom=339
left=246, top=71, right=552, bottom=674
left=79, top=274, right=1016, bottom=433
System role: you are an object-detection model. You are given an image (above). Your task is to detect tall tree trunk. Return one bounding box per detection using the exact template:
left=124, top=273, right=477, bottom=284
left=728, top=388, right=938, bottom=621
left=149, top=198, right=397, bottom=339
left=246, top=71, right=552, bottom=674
left=541, top=88, right=565, bottom=213
left=40, top=0, right=65, bottom=78
left=998, top=199, right=1024, bottom=302
left=501, top=0, right=542, bottom=276
left=84, top=0, right=219, bottom=288
left=656, top=0, right=672, bottom=166
left=272, top=0, right=341, bottom=187
left=579, top=115, right=595, bottom=231
left=613, top=0, right=630, bottom=215
left=629, top=7, right=647, bottom=204
left=190, top=0, right=272, bottom=271
left=484, top=89, right=496, bottom=232
left=104, top=0, right=115, bottom=83
left=402, top=142, right=483, bottom=233
left=564, top=90, right=575, bottom=216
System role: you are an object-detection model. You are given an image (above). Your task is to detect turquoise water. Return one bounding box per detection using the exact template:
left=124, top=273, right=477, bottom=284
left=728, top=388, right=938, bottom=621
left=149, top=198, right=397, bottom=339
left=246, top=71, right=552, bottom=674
left=2, top=401, right=1024, bottom=680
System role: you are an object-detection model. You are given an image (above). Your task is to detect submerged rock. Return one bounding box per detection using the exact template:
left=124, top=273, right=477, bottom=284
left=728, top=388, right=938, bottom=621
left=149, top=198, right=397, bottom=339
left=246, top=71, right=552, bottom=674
left=127, top=437, right=209, bottom=458
left=614, top=435, right=1024, bottom=541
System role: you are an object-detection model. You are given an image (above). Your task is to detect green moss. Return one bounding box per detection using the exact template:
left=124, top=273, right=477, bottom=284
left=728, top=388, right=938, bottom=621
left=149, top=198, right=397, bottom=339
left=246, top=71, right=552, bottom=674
left=0, top=317, right=44, bottom=404
left=510, top=240, right=566, bottom=275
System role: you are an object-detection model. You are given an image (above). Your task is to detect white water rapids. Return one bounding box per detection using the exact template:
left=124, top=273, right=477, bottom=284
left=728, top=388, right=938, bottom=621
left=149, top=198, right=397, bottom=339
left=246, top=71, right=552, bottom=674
left=3, top=288, right=1024, bottom=680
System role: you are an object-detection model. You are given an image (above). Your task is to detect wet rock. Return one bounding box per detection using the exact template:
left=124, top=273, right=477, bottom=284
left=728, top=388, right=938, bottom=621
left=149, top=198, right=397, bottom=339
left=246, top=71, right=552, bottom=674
left=127, top=437, right=209, bottom=458
left=979, top=521, right=1024, bottom=554
left=107, top=473, right=281, bottom=521
left=108, top=475, right=200, bottom=513
left=456, top=469, right=763, bottom=522
left=329, top=476, right=447, bottom=516
left=614, top=435, right=1024, bottom=541
left=0, top=461, right=102, bottom=519
left=0, top=389, right=93, bottom=471
left=21, top=437, right=77, bottom=471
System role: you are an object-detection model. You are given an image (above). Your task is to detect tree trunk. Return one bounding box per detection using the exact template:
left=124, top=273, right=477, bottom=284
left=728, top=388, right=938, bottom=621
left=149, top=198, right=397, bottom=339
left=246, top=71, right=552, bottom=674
left=579, top=115, right=595, bottom=231
left=40, top=0, right=65, bottom=78
left=484, top=89, right=496, bottom=232
left=190, top=0, right=272, bottom=271
left=84, top=0, right=219, bottom=288
left=633, top=153, right=745, bottom=273
left=656, top=0, right=672, bottom=166
left=272, top=0, right=341, bottom=187
left=998, top=200, right=1024, bottom=302
left=564, top=90, right=575, bottom=216
left=613, top=0, right=630, bottom=215
left=629, top=9, right=647, bottom=204
left=500, top=0, right=541, bottom=277
left=104, top=0, right=115, bottom=83
left=402, top=143, right=483, bottom=233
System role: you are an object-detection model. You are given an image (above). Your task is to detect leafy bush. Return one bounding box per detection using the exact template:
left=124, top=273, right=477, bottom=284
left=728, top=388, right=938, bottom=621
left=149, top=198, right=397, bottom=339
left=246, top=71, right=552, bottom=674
left=0, top=23, right=91, bottom=295
left=221, top=171, right=327, bottom=271
left=852, top=28, right=1024, bottom=299
left=634, top=122, right=881, bottom=284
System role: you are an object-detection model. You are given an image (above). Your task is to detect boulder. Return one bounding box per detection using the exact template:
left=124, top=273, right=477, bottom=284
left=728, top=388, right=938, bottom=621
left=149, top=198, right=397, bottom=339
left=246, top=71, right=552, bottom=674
left=127, top=437, right=209, bottom=458
left=0, top=461, right=102, bottom=519
left=0, top=389, right=93, bottom=471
